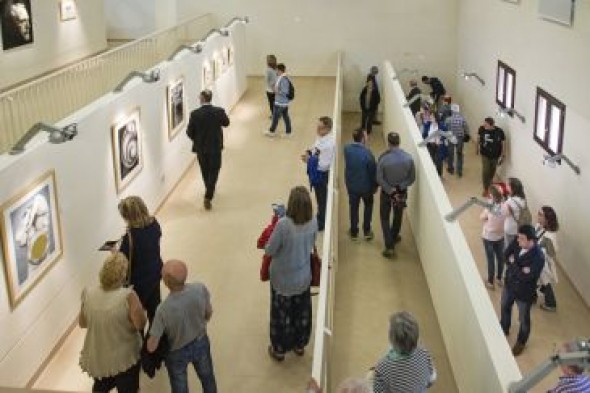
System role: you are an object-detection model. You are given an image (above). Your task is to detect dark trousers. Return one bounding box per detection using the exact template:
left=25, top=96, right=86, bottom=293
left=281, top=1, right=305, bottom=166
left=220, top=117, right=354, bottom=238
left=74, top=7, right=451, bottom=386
left=270, top=287, right=312, bottom=354
left=93, top=362, right=140, bottom=393
left=197, top=152, right=222, bottom=200
left=266, top=92, right=275, bottom=115
left=483, top=238, right=504, bottom=283
left=138, top=285, right=161, bottom=325
left=481, top=156, right=498, bottom=192
left=500, top=287, right=532, bottom=345
left=539, top=283, right=557, bottom=308
left=314, top=172, right=329, bottom=231
left=348, top=192, right=374, bottom=236
left=361, top=110, right=376, bottom=133
left=380, top=191, right=405, bottom=250
left=447, top=138, right=464, bottom=176
left=269, top=105, right=291, bottom=134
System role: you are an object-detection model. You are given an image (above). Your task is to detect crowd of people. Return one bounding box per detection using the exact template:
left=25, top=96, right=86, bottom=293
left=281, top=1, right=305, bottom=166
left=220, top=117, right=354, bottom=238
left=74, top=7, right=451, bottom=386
left=72, top=60, right=584, bottom=393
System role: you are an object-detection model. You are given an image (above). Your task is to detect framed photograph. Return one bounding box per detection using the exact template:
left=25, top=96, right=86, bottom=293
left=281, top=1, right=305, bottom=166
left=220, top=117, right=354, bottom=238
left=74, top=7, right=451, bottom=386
left=228, top=45, right=234, bottom=66
left=111, top=109, right=143, bottom=193
left=213, top=54, right=222, bottom=81
left=1, top=0, right=34, bottom=50
left=59, top=0, right=77, bottom=22
left=202, top=60, right=213, bottom=88
left=221, top=46, right=229, bottom=73
left=167, top=78, right=185, bottom=140
left=1, top=170, right=63, bottom=308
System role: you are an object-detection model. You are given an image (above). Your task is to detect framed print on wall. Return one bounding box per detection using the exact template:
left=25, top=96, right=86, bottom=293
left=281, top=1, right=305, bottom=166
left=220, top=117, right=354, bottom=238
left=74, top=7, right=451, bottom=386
left=213, top=54, right=222, bottom=81
left=167, top=78, right=185, bottom=140
left=59, top=0, right=77, bottom=22
left=111, top=109, right=143, bottom=193
left=202, top=60, right=213, bottom=88
left=1, top=170, right=63, bottom=308
left=1, top=0, right=34, bottom=50
left=228, top=45, right=234, bottom=66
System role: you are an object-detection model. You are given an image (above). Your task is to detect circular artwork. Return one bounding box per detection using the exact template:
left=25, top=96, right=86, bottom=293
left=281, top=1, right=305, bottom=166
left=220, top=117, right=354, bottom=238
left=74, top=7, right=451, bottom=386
left=119, top=119, right=139, bottom=178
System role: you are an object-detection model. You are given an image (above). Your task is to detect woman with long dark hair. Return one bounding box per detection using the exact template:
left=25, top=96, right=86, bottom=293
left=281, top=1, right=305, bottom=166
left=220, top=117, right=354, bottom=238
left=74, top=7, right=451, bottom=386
left=536, top=206, right=559, bottom=311
left=265, top=186, right=317, bottom=361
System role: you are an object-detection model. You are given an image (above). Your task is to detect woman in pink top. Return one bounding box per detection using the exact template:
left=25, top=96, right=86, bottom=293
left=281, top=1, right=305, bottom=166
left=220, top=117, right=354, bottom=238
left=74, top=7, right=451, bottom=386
left=480, top=185, right=506, bottom=289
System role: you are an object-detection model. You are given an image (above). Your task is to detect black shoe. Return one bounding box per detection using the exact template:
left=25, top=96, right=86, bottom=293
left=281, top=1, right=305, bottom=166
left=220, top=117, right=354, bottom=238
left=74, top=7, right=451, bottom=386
left=382, top=249, right=395, bottom=259
left=540, top=304, right=557, bottom=312
left=268, top=346, right=285, bottom=362
left=447, top=168, right=454, bottom=174
left=512, top=342, right=525, bottom=356
left=204, top=198, right=212, bottom=210
left=372, top=120, right=382, bottom=125
left=394, top=235, right=402, bottom=244
left=348, top=229, right=359, bottom=241
left=364, top=231, right=374, bottom=241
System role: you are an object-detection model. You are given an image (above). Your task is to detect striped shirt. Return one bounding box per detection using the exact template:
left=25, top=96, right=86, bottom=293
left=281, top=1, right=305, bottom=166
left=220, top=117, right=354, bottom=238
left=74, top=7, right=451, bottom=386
left=445, top=112, right=469, bottom=138
left=549, top=374, right=590, bottom=393
left=373, top=347, right=436, bottom=393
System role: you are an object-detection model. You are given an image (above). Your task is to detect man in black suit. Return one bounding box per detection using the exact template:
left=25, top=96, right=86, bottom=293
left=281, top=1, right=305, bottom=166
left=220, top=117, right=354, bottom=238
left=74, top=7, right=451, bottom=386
left=421, top=75, right=446, bottom=109
left=500, top=224, right=545, bottom=356
left=186, top=90, right=230, bottom=210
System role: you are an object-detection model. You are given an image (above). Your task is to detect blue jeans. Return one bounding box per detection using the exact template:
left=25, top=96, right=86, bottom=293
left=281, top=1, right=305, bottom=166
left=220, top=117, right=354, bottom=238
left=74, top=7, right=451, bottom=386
left=348, top=192, right=373, bottom=236
left=500, top=287, right=532, bottom=345
left=165, top=335, right=217, bottom=393
left=269, top=105, right=291, bottom=134
left=483, top=238, right=504, bottom=283
left=447, top=137, right=464, bottom=175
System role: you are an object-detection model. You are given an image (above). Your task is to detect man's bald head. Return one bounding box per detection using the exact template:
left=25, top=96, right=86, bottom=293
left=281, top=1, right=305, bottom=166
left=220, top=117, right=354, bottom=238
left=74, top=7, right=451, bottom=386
left=163, top=259, right=188, bottom=291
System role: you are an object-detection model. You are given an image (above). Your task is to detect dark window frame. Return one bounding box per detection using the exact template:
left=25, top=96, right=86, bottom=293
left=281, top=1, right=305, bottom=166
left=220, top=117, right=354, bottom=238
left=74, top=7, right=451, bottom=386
left=496, top=61, right=516, bottom=114
left=533, top=87, right=566, bottom=155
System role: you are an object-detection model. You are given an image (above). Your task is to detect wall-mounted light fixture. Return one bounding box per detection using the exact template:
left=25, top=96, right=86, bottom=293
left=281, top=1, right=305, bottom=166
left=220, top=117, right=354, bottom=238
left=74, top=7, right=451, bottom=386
left=461, top=72, right=485, bottom=86
left=445, top=197, right=500, bottom=222
left=403, top=93, right=433, bottom=108
left=113, top=69, right=160, bottom=93
left=543, top=153, right=581, bottom=175
left=417, top=130, right=456, bottom=147
left=497, top=106, right=526, bottom=123
left=392, top=68, right=419, bottom=80
left=168, top=43, right=204, bottom=61
left=10, top=122, right=78, bottom=155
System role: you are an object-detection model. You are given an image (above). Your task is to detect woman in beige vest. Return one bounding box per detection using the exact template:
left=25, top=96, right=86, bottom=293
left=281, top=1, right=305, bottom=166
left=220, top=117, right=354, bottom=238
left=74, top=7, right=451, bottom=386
left=79, top=252, right=146, bottom=392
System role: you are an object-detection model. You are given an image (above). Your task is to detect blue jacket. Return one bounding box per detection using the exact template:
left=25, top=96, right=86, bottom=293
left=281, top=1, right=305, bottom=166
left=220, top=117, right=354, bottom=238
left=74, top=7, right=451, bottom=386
left=344, top=142, right=377, bottom=195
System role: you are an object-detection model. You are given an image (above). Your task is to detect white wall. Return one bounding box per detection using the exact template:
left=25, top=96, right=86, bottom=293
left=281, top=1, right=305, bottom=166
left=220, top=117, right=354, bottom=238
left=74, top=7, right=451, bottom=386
left=104, top=0, right=178, bottom=39
left=0, top=22, right=247, bottom=387
left=455, top=0, right=590, bottom=304
left=0, top=0, right=107, bottom=90
left=176, top=0, right=458, bottom=111
left=381, top=61, right=522, bottom=393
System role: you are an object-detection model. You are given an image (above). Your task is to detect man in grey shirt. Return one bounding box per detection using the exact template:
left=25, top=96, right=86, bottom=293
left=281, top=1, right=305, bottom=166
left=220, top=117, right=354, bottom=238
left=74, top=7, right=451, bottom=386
left=148, top=260, right=216, bottom=393
left=377, top=132, right=416, bottom=259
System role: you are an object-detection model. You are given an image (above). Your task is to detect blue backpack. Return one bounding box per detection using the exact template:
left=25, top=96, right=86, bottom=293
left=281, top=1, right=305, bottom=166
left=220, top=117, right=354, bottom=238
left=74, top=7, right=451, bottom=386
left=306, top=153, right=323, bottom=190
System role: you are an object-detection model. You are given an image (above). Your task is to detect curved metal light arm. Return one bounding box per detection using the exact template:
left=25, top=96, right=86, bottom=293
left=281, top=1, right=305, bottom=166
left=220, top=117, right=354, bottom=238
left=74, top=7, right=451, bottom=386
left=113, top=69, right=160, bottom=93
left=445, top=197, right=497, bottom=222
left=10, top=122, right=78, bottom=155
left=168, top=43, right=203, bottom=61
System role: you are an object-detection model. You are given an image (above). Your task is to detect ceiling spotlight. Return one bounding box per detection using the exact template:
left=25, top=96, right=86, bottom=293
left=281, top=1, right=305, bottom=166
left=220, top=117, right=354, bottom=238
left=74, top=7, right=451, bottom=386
left=219, top=28, right=230, bottom=37
left=543, top=153, right=580, bottom=175
left=113, top=69, right=160, bottom=93
left=461, top=72, right=485, bottom=86
left=10, top=122, right=78, bottom=154
left=497, top=106, right=526, bottom=123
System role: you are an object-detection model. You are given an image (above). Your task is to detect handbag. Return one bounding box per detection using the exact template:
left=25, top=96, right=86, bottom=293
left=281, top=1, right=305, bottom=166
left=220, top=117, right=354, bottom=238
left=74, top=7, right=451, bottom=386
left=260, top=254, right=271, bottom=281
left=310, top=246, right=322, bottom=287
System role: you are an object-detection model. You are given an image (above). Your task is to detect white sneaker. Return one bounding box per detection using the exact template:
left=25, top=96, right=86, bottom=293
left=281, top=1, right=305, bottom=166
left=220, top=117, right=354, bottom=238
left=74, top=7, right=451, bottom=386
left=283, top=133, right=292, bottom=138
left=264, top=131, right=276, bottom=137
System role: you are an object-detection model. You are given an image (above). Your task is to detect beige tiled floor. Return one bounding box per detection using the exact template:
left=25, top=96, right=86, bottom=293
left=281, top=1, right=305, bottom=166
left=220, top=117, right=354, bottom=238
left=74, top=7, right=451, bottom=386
left=440, top=137, right=590, bottom=392
left=331, top=113, right=457, bottom=392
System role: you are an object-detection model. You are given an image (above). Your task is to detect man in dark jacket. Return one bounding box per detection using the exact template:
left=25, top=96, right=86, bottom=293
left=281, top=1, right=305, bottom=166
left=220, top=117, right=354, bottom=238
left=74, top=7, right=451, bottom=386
left=406, top=80, right=422, bottom=116
left=500, top=224, right=545, bottom=356
left=421, top=75, right=446, bottom=108
left=344, top=128, right=377, bottom=240
left=186, top=90, right=230, bottom=210
left=360, top=77, right=381, bottom=134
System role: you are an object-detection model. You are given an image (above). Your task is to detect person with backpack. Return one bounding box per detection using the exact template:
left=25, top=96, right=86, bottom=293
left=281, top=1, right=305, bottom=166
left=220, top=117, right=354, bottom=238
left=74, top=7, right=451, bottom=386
left=301, top=116, right=335, bottom=232
left=265, top=63, right=293, bottom=137
left=502, top=177, right=531, bottom=250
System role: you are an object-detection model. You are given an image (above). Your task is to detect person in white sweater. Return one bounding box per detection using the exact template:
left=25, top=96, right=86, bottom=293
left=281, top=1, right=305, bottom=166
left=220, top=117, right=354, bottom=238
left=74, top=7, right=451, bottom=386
left=501, top=177, right=528, bottom=248
left=480, top=185, right=507, bottom=289
left=535, top=206, right=559, bottom=312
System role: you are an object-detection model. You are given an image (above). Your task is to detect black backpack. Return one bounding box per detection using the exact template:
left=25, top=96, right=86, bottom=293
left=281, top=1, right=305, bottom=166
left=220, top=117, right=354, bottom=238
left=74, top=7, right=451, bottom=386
left=286, top=78, right=295, bottom=100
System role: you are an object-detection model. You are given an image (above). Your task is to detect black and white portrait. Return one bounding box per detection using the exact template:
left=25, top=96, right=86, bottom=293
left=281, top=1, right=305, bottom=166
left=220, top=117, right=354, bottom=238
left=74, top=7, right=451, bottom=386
left=1, top=171, right=62, bottom=308
left=167, top=78, right=185, bottom=140
left=111, top=110, right=143, bottom=193
left=1, top=0, right=33, bottom=50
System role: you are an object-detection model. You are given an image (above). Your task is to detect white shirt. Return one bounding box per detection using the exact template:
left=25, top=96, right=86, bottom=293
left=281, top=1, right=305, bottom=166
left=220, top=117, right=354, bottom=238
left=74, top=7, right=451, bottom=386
left=502, top=196, right=526, bottom=236
left=313, top=132, right=336, bottom=172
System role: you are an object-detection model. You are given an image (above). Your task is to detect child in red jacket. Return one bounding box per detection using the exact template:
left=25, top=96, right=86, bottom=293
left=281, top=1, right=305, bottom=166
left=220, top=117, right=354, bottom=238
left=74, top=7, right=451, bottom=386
left=257, top=204, right=286, bottom=281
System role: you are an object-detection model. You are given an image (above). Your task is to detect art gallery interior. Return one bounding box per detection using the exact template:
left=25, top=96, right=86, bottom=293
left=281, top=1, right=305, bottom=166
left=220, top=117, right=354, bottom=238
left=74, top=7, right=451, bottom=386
left=0, top=0, right=589, bottom=392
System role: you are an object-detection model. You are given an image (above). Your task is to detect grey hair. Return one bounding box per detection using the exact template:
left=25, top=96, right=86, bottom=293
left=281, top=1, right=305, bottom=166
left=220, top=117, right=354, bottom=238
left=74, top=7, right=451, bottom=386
left=337, top=378, right=372, bottom=393
left=389, top=311, right=419, bottom=355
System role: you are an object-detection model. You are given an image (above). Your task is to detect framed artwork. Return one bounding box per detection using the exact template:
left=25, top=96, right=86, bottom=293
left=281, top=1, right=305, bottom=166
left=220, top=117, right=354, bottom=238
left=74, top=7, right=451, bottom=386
left=167, top=78, right=185, bottom=140
left=111, top=109, right=143, bottom=193
left=1, top=170, right=63, bottom=308
left=202, top=60, right=213, bottom=88
left=59, top=0, right=77, bottom=22
left=221, top=46, right=229, bottom=73
left=228, top=45, right=234, bottom=66
left=213, top=54, right=222, bottom=81
left=1, top=0, right=34, bottom=50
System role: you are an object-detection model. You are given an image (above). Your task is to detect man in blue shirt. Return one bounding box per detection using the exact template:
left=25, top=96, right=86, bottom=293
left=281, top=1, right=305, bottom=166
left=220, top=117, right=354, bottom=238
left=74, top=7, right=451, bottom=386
left=376, top=132, right=416, bottom=258
left=344, top=128, right=377, bottom=240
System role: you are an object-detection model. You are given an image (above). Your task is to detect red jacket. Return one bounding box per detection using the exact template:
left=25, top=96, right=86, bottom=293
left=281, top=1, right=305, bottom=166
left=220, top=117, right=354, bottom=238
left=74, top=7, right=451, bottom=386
left=258, top=215, right=279, bottom=281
